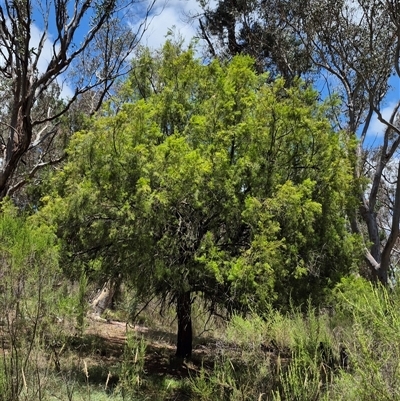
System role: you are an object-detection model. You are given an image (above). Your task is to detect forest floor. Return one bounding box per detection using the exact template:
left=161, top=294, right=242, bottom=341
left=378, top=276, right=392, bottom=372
left=0, top=311, right=288, bottom=400
left=80, top=320, right=228, bottom=384
left=54, top=317, right=231, bottom=400
left=73, top=316, right=286, bottom=400
left=84, top=318, right=207, bottom=378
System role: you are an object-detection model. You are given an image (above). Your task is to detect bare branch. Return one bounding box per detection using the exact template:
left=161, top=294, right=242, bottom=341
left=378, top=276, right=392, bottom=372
left=0, top=0, right=155, bottom=197
left=6, top=155, right=66, bottom=197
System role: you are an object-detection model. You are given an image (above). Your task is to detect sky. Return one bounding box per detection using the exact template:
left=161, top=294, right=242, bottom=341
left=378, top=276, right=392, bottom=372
left=27, top=0, right=203, bottom=99
left=367, top=78, right=400, bottom=145
left=135, top=0, right=202, bottom=49
left=29, top=24, right=75, bottom=99
left=26, top=0, right=400, bottom=148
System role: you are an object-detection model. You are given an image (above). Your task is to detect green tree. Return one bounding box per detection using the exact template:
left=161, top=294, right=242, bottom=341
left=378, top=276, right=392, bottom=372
left=196, top=0, right=312, bottom=80
left=197, top=0, right=400, bottom=285
left=284, top=0, right=400, bottom=285
left=42, top=42, right=360, bottom=358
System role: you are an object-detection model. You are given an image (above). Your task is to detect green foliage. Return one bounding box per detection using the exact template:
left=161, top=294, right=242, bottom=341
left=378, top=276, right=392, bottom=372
left=188, top=304, right=341, bottom=400
left=189, top=344, right=236, bottom=398
left=197, top=0, right=312, bottom=81
left=208, top=284, right=400, bottom=400
left=271, top=306, right=336, bottom=401
left=42, top=40, right=360, bottom=321
left=330, top=279, right=400, bottom=400
left=0, top=200, right=61, bottom=400
left=77, top=269, right=89, bottom=335
left=118, top=333, right=146, bottom=400
left=273, top=355, right=331, bottom=401
left=225, top=314, right=268, bottom=350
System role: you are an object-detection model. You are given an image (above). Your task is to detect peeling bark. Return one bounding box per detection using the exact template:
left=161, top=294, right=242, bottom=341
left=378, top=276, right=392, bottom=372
left=89, top=280, right=116, bottom=318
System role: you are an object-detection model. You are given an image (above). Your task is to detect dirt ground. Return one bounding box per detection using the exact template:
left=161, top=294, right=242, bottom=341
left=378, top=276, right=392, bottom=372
left=84, top=318, right=205, bottom=379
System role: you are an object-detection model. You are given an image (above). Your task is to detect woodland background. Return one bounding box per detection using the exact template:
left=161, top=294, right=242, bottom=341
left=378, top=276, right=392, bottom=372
left=1, top=0, right=400, bottom=400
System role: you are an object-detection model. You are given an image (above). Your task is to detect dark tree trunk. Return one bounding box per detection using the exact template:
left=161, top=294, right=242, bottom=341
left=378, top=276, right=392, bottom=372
left=176, top=291, right=192, bottom=359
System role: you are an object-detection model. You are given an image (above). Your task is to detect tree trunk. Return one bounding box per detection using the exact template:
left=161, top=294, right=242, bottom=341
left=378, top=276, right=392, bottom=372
left=379, top=158, right=400, bottom=286
left=176, top=291, right=192, bottom=359
left=359, top=202, right=387, bottom=285
left=89, top=280, right=116, bottom=318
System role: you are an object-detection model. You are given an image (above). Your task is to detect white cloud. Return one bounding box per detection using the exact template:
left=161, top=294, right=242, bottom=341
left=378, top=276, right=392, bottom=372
left=30, top=23, right=74, bottom=100
left=30, top=0, right=209, bottom=99
left=136, top=0, right=202, bottom=49
left=368, top=101, right=400, bottom=138
left=30, top=24, right=53, bottom=74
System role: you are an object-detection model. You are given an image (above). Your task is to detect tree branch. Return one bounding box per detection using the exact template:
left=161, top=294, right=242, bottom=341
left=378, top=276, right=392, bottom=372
left=6, top=155, right=66, bottom=197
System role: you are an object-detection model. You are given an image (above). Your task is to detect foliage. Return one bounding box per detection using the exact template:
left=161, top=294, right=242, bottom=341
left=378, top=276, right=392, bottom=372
left=198, top=0, right=400, bottom=285
left=187, top=302, right=341, bottom=400
left=197, top=0, right=313, bottom=81
left=186, top=282, right=400, bottom=400
left=44, top=42, right=359, bottom=312
left=118, top=333, right=146, bottom=399
left=77, top=270, right=89, bottom=336
left=0, top=200, right=61, bottom=400
left=39, top=41, right=362, bottom=359
left=282, top=0, right=400, bottom=284
left=331, top=278, right=400, bottom=400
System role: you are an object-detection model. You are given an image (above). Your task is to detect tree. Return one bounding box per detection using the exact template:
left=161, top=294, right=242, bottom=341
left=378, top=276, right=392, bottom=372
left=279, top=0, right=400, bottom=284
left=197, top=0, right=400, bottom=285
left=0, top=0, right=154, bottom=199
left=196, top=0, right=312, bottom=81
left=42, top=42, right=359, bottom=358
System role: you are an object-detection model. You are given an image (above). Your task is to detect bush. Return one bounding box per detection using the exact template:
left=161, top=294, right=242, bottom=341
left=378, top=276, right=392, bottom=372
left=330, top=278, right=400, bottom=400
left=0, top=201, right=61, bottom=400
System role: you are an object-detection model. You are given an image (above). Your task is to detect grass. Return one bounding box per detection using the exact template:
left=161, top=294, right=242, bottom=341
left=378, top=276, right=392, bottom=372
left=4, top=277, right=400, bottom=400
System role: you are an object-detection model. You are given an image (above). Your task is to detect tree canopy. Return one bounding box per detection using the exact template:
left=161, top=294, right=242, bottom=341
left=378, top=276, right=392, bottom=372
left=42, top=42, right=361, bottom=356
left=197, top=0, right=312, bottom=81
left=197, top=0, right=400, bottom=285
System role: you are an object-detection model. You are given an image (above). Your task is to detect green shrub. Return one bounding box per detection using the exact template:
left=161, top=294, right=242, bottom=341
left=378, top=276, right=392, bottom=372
left=0, top=201, right=61, bottom=400
left=331, top=279, right=400, bottom=400
left=118, top=332, right=146, bottom=400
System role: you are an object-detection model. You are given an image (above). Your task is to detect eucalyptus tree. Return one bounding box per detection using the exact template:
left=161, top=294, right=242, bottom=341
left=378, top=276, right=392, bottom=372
left=0, top=0, right=154, bottom=199
left=43, top=42, right=359, bottom=358
left=196, top=0, right=312, bottom=81
left=281, top=0, right=400, bottom=284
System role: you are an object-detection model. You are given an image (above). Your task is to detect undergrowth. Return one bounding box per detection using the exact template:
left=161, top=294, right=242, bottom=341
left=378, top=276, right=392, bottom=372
left=3, top=276, right=400, bottom=400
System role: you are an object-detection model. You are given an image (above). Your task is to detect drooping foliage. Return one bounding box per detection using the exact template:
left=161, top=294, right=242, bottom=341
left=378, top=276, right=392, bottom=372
left=42, top=41, right=360, bottom=355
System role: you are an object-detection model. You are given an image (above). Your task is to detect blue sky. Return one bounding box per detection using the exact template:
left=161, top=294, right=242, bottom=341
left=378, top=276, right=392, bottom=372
left=27, top=0, right=399, bottom=148
left=27, top=0, right=201, bottom=98
left=131, top=0, right=202, bottom=48
left=367, top=76, right=400, bottom=145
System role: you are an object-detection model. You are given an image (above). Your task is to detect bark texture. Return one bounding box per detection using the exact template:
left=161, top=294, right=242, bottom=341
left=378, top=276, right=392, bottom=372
left=89, top=281, right=116, bottom=318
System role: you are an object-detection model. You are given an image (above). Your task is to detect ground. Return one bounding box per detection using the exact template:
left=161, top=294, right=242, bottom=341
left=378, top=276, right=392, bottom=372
left=81, top=318, right=219, bottom=380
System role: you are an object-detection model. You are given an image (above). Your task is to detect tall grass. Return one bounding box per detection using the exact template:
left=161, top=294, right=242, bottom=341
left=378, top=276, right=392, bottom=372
left=189, top=277, right=400, bottom=400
